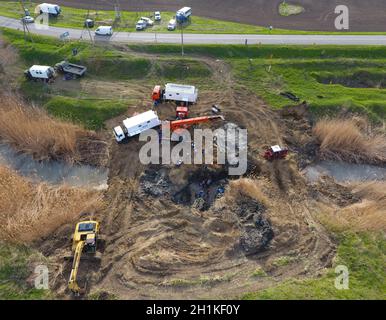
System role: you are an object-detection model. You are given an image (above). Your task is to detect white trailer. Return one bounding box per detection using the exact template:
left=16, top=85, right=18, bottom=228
left=113, top=110, right=161, bottom=142
left=164, top=83, right=198, bottom=104
left=24, top=65, right=55, bottom=81
left=36, top=3, right=61, bottom=16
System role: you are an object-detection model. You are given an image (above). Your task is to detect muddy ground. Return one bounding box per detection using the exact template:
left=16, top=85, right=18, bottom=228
left=30, top=50, right=363, bottom=300
left=54, top=0, right=386, bottom=32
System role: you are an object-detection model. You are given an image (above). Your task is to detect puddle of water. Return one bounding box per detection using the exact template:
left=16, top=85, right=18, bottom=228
left=0, top=144, right=108, bottom=190
left=303, top=160, right=386, bottom=183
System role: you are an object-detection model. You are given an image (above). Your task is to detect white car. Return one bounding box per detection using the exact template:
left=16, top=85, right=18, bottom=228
left=167, top=18, right=177, bottom=31
left=136, top=20, right=147, bottom=31
left=95, top=26, right=113, bottom=36
left=21, top=15, right=34, bottom=23
left=154, top=11, right=161, bottom=21
left=140, top=17, right=154, bottom=26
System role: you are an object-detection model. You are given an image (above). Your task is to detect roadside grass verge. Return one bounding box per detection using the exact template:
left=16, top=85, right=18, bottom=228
left=130, top=44, right=386, bottom=122
left=0, top=1, right=386, bottom=35
left=243, top=232, right=386, bottom=299
left=0, top=242, right=51, bottom=299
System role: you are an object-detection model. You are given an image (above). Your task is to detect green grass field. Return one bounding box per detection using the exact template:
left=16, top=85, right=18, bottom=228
left=129, top=44, right=386, bottom=122
left=3, top=28, right=386, bottom=128
left=243, top=232, right=386, bottom=300
left=0, top=243, right=51, bottom=299
left=1, top=1, right=386, bottom=35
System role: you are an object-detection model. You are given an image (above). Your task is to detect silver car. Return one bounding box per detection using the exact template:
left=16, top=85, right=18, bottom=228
left=21, top=15, right=34, bottom=23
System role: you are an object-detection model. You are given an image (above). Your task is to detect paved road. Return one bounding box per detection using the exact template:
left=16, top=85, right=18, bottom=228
left=2, top=16, right=386, bottom=45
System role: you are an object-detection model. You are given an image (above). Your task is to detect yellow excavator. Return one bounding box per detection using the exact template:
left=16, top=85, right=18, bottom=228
left=68, top=220, right=101, bottom=295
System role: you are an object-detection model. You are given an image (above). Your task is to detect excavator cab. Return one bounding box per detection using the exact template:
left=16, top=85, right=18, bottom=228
left=68, top=220, right=101, bottom=295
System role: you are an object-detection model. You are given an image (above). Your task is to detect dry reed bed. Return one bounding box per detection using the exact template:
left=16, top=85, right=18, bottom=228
left=313, top=118, right=386, bottom=164
left=0, top=166, right=104, bottom=243
left=0, top=94, right=82, bottom=162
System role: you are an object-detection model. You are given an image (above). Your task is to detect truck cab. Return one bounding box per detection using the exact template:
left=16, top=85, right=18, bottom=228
left=113, top=126, right=126, bottom=142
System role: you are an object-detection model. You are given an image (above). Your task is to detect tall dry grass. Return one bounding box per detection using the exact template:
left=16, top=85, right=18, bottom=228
left=227, top=178, right=269, bottom=207
left=0, top=166, right=104, bottom=243
left=0, top=94, right=85, bottom=162
left=313, top=118, right=386, bottom=164
left=318, top=181, right=386, bottom=232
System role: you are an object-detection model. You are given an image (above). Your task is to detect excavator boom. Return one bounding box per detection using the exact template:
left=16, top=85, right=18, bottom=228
left=68, top=240, right=85, bottom=294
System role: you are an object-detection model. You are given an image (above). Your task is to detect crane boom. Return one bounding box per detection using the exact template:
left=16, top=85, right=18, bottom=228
left=68, top=240, right=85, bottom=294
left=167, top=115, right=224, bottom=131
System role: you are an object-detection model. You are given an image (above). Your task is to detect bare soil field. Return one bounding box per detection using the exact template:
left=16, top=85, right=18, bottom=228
left=34, top=54, right=360, bottom=299
left=55, top=0, right=386, bottom=31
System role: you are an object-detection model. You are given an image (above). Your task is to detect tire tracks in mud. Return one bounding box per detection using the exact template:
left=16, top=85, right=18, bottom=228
left=78, top=50, right=336, bottom=299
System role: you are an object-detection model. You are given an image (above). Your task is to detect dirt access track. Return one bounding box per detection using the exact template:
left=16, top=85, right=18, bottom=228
left=55, top=0, right=386, bottom=32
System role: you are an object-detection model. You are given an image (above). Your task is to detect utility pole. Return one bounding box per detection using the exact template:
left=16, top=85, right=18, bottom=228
left=180, top=22, right=184, bottom=56
left=19, top=0, right=33, bottom=43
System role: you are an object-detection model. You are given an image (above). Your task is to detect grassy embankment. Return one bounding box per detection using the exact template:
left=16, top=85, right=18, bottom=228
left=1, top=28, right=212, bottom=129
left=0, top=1, right=386, bottom=35
left=130, top=44, right=386, bottom=122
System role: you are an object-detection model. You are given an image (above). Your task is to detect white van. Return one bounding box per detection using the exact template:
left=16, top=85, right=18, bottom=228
left=95, top=26, right=113, bottom=36
left=167, top=19, right=176, bottom=31
left=37, top=3, right=61, bottom=16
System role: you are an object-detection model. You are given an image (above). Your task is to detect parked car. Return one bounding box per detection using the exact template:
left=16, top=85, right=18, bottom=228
left=154, top=11, right=161, bottom=21
left=95, top=26, right=113, bottom=36
left=84, top=18, right=94, bottom=28
left=136, top=20, right=147, bottom=31
left=21, top=15, right=34, bottom=23
left=167, top=18, right=177, bottom=31
left=140, top=17, right=154, bottom=26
